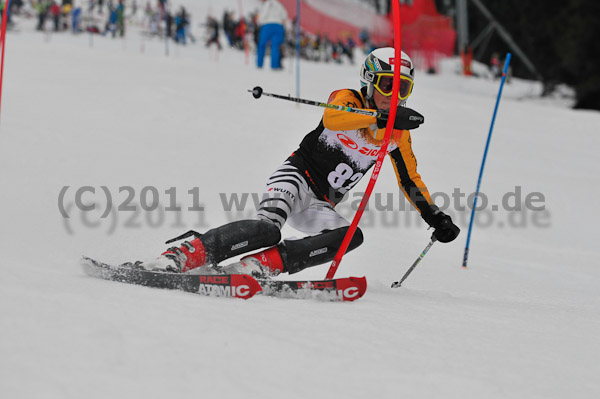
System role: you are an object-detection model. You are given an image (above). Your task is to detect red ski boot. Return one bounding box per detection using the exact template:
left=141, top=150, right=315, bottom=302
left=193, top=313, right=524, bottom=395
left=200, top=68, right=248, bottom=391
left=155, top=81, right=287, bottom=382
left=142, top=237, right=208, bottom=273
left=220, top=246, right=285, bottom=277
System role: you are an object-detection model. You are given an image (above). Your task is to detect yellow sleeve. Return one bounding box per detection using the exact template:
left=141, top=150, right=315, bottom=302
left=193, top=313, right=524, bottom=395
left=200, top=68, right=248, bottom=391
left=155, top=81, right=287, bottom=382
left=322, top=89, right=378, bottom=131
left=389, top=131, right=433, bottom=214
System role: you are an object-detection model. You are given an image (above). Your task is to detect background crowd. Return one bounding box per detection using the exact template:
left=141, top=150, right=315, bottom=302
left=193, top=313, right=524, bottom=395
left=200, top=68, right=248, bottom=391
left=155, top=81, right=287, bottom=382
left=2, top=0, right=598, bottom=109
left=1, top=0, right=381, bottom=69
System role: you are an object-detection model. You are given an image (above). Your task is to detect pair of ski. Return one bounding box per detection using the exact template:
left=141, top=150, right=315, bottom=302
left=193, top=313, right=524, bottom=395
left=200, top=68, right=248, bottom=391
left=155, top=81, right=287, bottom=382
left=81, top=257, right=366, bottom=302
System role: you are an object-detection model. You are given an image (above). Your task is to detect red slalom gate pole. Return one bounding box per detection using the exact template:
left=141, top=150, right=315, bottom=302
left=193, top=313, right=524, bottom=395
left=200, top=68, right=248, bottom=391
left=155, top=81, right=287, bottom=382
left=0, top=0, right=8, bottom=46
left=0, top=0, right=11, bottom=119
left=325, top=1, right=402, bottom=280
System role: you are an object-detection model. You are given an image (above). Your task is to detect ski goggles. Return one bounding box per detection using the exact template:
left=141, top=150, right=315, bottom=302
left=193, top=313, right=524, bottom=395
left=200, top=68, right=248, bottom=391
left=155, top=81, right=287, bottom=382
left=373, top=73, right=414, bottom=100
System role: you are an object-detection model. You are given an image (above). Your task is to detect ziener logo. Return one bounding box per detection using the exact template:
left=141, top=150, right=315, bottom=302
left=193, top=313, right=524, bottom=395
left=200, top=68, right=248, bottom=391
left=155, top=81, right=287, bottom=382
left=337, top=133, right=359, bottom=150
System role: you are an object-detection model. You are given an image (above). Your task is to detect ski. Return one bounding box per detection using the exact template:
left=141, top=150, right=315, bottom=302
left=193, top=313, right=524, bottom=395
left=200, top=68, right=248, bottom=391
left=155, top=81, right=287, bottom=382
left=81, top=257, right=367, bottom=302
left=81, top=256, right=261, bottom=299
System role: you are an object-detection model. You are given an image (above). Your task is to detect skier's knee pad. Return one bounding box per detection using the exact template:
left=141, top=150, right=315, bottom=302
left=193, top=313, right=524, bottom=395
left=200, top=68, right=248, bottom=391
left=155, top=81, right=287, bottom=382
left=279, top=226, right=364, bottom=275
left=201, top=220, right=281, bottom=264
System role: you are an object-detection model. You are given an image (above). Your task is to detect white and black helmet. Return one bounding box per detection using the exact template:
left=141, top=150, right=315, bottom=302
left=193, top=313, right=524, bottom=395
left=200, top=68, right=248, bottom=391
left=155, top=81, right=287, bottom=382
left=359, top=47, right=415, bottom=105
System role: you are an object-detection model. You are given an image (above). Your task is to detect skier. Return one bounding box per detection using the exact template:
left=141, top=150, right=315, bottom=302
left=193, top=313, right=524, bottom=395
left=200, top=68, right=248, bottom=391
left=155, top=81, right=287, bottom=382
left=142, top=48, right=460, bottom=276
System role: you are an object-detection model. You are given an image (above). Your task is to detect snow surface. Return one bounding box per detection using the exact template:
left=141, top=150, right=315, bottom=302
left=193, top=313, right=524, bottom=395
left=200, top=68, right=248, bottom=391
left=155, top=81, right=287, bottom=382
left=1, top=3, right=600, bottom=398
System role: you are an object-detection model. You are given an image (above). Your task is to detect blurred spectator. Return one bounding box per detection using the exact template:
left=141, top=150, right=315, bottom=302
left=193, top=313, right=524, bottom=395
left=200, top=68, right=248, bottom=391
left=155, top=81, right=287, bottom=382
left=222, top=10, right=235, bottom=47
left=61, top=1, right=72, bottom=30
left=174, top=6, right=188, bottom=44
left=250, top=12, right=259, bottom=47
left=205, top=15, right=221, bottom=50
left=256, top=0, right=288, bottom=70
left=116, top=0, right=124, bottom=37
left=21, top=0, right=37, bottom=18
left=490, top=52, right=501, bottom=79
left=165, top=9, right=173, bottom=38
left=103, top=4, right=118, bottom=37
left=233, top=17, right=247, bottom=50
left=358, top=28, right=371, bottom=50
left=49, top=1, right=61, bottom=31
left=337, top=36, right=356, bottom=64
left=130, top=0, right=137, bottom=19
left=1, top=0, right=12, bottom=25
left=72, top=5, right=82, bottom=33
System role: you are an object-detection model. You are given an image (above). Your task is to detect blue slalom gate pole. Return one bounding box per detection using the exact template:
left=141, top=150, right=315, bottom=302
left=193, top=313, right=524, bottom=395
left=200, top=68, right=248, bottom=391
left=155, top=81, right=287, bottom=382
left=462, top=53, right=511, bottom=268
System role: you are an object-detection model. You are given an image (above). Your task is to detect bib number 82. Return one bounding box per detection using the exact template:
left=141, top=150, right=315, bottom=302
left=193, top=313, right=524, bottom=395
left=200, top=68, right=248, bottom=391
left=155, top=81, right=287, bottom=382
left=327, top=163, right=363, bottom=194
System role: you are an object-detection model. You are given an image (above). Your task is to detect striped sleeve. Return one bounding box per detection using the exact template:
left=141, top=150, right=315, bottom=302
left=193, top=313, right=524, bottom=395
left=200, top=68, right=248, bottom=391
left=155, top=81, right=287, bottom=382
left=322, top=89, right=377, bottom=131
left=389, top=131, right=433, bottom=214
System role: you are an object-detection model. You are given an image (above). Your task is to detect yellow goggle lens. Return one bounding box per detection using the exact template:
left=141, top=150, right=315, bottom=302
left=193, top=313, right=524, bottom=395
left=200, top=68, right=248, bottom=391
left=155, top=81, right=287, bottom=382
left=374, top=73, right=413, bottom=100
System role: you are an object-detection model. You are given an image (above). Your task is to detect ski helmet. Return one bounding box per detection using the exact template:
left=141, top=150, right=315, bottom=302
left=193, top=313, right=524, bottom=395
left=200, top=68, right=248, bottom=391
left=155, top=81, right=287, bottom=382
left=360, top=47, right=415, bottom=105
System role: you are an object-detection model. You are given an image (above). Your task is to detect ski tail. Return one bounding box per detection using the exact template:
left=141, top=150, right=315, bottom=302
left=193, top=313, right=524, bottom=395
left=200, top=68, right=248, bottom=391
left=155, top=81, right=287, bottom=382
left=257, top=276, right=367, bottom=302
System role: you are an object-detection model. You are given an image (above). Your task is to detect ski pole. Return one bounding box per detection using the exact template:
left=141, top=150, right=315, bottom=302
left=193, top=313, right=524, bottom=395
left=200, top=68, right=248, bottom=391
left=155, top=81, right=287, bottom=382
left=248, top=86, right=385, bottom=118
left=462, top=53, right=512, bottom=268
left=391, top=236, right=437, bottom=288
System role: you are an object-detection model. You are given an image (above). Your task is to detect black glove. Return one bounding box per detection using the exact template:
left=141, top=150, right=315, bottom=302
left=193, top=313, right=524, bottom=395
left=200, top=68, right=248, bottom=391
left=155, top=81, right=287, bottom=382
left=422, top=205, right=460, bottom=243
left=377, top=106, right=424, bottom=130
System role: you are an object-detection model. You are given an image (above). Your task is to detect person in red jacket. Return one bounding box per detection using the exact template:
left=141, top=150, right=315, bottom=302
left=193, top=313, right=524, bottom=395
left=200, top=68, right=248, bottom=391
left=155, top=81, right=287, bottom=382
left=142, top=48, right=459, bottom=276
left=49, top=1, right=61, bottom=31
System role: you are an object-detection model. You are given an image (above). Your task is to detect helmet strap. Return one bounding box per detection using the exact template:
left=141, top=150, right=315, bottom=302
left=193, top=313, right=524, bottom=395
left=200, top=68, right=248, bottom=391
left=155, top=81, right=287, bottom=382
left=360, top=85, right=375, bottom=106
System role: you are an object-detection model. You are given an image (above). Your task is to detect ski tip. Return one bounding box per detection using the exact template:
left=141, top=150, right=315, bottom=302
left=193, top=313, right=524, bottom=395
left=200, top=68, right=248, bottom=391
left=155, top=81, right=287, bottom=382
left=80, top=255, right=96, bottom=267
left=228, top=274, right=262, bottom=300
left=79, top=256, right=108, bottom=280
left=336, top=276, right=367, bottom=302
